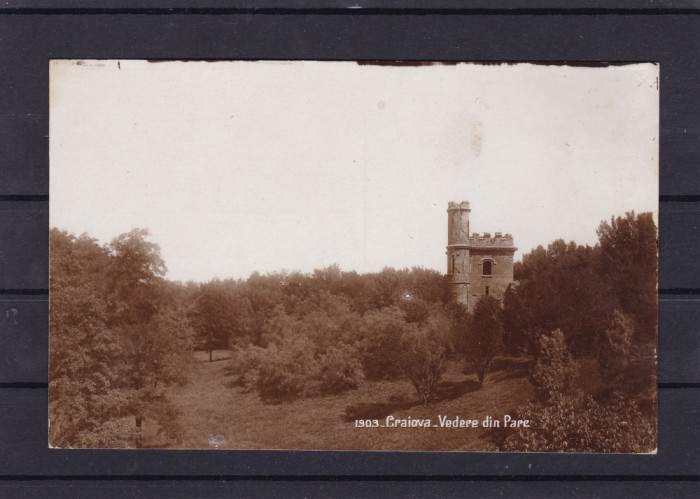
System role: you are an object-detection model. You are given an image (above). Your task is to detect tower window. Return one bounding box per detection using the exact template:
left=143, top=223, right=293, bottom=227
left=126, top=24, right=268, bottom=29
left=485, top=286, right=489, bottom=296
left=482, top=260, right=492, bottom=276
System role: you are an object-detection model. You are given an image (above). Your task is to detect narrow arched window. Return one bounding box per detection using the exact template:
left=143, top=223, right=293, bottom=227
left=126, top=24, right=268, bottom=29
left=482, top=260, right=492, bottom=276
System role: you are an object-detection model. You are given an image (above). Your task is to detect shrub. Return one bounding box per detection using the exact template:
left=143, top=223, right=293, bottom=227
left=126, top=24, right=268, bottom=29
left=231, top=335, right=319, bottom=403
left=230, top=345, right=265, bottom=392
left=503, top=327, right=656, bottom=453
left=254, top=335, right=319, bottom=403
left=399, top=296, right=430, bottom=324
left=502, top=392, right=656, bottom=453
left=531, top=329, right=578, bottom=401
left=318, top=344, right=364, bottom=394
left=77, top=418, right=134, bottom=448
left=360, top=306, right=409, bottom=380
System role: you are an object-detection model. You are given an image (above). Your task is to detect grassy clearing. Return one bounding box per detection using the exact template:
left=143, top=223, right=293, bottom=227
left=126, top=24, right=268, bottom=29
left=159, top=352, right=536, bottom=451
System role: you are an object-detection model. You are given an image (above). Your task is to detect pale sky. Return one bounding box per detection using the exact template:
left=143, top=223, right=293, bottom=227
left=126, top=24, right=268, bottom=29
left=50, top=60, right=658, bottom=283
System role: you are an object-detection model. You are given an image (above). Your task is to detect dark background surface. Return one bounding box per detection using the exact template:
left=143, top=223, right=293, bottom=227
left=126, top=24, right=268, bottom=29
left=0, top=3, right=698, bottom=496
left=1, top=1, right=699, bottom=10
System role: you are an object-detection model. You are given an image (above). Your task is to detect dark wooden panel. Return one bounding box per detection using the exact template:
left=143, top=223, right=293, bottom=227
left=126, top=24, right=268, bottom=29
left=0, top=116, right=48, bottom=196
left=0, top=296, right=47, bottom=384
left=0, top=388, right=696, bottom=476
left=0, top=202, right=48, bottom=290
left=0, top=479, right=698, bottom=498
left=659, top=297, right=700, bottom=384
left=0, top=1, right=697, bottom=10
left=659, top=56, right=700, bottom=196
left=659, top=203, right=700, bottom=290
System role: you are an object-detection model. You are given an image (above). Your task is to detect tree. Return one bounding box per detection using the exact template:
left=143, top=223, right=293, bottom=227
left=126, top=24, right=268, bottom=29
left=311, top=264, right=343, bottom=295
left=501, top=283, right=531, bottom=355
left=531, top=329, right=579, bottom=401
left=366, top=267, right=402, bottom=310
left=104, top=228, right=195, bottom=446
left=597, top=212, right=658, bottom=342
left=49, top=229, right=128, bottom=447
left=404, top=266, right=449, bottom=305
left=512, top=240, right=615, bottom=355
left=293, top=292, right=363, bottom=352
left=595, top=310, right=656, bottom=416
left=399, top=295, right=430, bottom=324
left=241, top=271, right=286, bottom=346
left=105, top=228, right=166, bottom=327
left=509, top=213, right=657, bottom=357
left=597, top=310, right=633, bottom=387
left=460, top=296, right=504, bottom=387
left=191, top=280, right=240, bottom=361
left=398, top=312, right=450, bottom=404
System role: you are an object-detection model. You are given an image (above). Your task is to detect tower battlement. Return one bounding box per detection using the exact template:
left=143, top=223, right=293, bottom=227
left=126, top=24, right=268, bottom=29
left=447, top=201, right=471, bottom=212
left=459, top=232, right=515, bottom=248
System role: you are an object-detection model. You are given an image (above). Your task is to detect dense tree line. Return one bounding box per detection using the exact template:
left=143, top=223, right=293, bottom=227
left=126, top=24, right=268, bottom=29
left=190, top=264, right=448, bottom=357
left=50, top=210, right=657, bottom=451
left=503, top=211, right=657, bottom=357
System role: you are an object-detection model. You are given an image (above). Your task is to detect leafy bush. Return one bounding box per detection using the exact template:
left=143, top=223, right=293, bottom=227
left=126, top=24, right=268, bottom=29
left=399, top=296, right=430, bottom=324
left=230, top=344, right=264, bottom=392
left=502, top=326, right=656, bottom=453
left=318, top=344, right=364, bottom=394
left=234, top=334, right=319, bottom=403
left=232, top=301, right=366, bottom=400
left=532, top=329, right=578, bottom=401
left=256, top=339, right=319, bottom=403
left=502, top=392, right=656, bottom=453
left=233, top=338, right=363, bottom=401
left=76, top=418, right=134, bottom=448
left=360, top=306, right=409, bottom=380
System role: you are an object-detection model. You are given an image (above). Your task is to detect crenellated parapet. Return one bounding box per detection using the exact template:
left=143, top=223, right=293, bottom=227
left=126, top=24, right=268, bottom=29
left=462, top=232, right=516, bottom=249
left=447, top=201, right=471, bottom=212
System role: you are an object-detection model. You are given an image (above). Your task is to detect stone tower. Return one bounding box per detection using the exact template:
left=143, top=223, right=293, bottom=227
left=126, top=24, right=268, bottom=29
left=446, top=201, right=517, bottom=311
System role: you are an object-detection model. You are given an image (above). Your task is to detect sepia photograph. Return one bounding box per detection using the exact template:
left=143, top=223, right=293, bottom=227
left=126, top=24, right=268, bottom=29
left=49, top=60, right=658, bottom=452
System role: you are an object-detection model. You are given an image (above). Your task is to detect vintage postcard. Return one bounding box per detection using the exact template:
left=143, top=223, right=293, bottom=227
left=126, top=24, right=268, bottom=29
left=49, top=60, right=658, bottom=451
